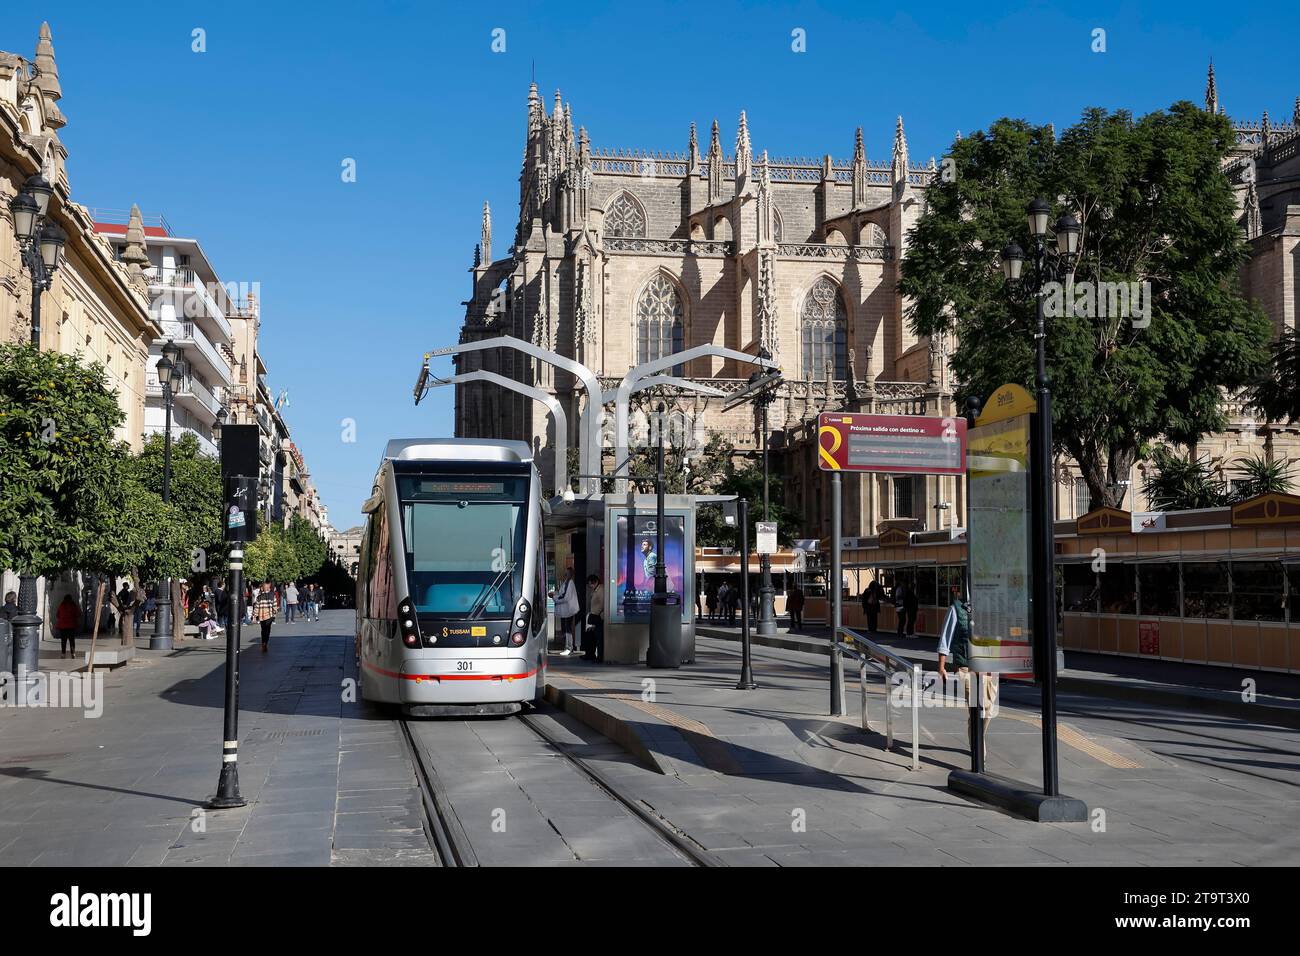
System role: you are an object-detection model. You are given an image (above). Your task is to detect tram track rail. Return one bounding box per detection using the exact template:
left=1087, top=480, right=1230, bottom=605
left=399, top=705, right=723, bottom=867
left=515, top=708, right=724, bottom=867
left=398, top=717, right=479, bottom=867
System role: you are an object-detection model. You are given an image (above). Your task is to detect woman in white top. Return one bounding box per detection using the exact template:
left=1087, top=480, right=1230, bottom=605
left=552, top=570, right=581, bottom=655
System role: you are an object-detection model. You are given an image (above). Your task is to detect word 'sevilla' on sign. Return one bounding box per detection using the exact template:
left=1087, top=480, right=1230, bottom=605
left=817, top=413, right=967, bottom=475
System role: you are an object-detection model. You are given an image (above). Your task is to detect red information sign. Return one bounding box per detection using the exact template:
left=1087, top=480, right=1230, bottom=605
left=1139, top=621, right=1160, bottom=656
left=817, top=413, right=967, bottom=474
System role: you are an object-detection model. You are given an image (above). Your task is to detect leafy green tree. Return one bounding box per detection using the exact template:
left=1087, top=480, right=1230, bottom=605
left=1246, top=328, right=1299, bottom=425
left=131, top=432, right=224, bottom=578
left=901, top=104, right=1272, bottom=511
left=0, top=344, right=124, bottom=584
left=285, top=513, right=327, bottom=581
left=696, top=462, right=802, bottom=549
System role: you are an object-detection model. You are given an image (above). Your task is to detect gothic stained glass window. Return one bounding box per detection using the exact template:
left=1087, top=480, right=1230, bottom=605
left=800, top=277, right=847, bottom=381
left=606, top=192, right=647, bottom=238
left=636, top=273, right=684, bottom=372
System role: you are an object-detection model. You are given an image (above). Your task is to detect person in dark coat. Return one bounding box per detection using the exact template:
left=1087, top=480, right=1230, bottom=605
left=861, top=580, right=884, bottom=633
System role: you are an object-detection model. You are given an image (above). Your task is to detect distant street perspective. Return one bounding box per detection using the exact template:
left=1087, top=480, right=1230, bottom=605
left=0, top=4, right=1296, bottom=930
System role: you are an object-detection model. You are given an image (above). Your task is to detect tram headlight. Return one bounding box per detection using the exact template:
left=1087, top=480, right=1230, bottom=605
left=510, top=631, right=526, bottom=647
left=514, top=617, right=527, bottom=630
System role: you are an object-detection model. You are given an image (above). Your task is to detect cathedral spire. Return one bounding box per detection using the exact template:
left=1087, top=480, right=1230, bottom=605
left=33, top=21, right=61, bottom=100
left=852, top=127, right=867, bottom=207
left=890, top=115, right=910, bottom=189
left=735, top=110, right=752, bottom=190
left=1262, top=110, right=1271, bottom=147
left=688, top=121, right=699, bottom=171
left=481, top=202, right=492, bottom=265
left=527, top=82, right=542, bottom=138
left=708, top=119, right=723, bottom=203
left=1205, top=60, right=1218, bottom=114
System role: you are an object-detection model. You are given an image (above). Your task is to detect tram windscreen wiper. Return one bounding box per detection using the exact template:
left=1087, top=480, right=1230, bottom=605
left=467, top=562, right=516, bottom=621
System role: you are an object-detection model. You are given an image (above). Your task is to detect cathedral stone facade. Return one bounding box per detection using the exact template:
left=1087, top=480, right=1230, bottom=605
left=455, top=76, right=1300, bottom=539
left=455, top=84, right=960, bottom=540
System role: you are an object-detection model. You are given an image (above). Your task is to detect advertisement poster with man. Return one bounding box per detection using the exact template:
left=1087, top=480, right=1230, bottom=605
left=613, top=513, right=686, bottom=622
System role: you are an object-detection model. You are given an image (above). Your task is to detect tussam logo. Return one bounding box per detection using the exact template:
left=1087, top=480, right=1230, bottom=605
left=50, top=886, right=151, bottom=936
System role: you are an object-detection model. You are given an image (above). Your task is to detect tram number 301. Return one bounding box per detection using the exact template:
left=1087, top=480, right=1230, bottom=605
left=456, top=661, right=475, bottom=672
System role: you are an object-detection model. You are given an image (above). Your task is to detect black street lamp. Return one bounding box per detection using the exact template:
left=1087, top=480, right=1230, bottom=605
left=6, top=174, right=64, bottom=672
left=151, top=339, right=181, bottom=651
left=1000, top=199, right=1080, bottom=798
left=8, top=173, right=63, bottom=347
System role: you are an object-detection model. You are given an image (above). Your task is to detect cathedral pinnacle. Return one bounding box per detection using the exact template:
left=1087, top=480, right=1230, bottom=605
left=891, top=115, right=909, bottom=188
left=481, top=202, right=492, bottom=265
left=852, top=127, right=867, bottom=207
left=33, top=21, right=61, bottom=100
left=1205, top=60, right=1218, bottom=114
left=735, top=111, right=752, bottom=188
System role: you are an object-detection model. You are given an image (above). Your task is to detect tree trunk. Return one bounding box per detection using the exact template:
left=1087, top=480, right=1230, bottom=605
left=1107, top=445, right=1138, bottom=510
left=172, top=578, right=184, bottom=642
left=87, top=579, right=105, bottom=675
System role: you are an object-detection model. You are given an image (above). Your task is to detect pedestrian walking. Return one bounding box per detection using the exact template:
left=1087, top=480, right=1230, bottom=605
left=253, top=582, right=277, bottom=652
left=116, top=582, right=134, bottom=637
left=582, top=574, right=605, bottom=662
left=861, top=579, right=883, bottom=633
left=55, top=593, right=79, bottom=658
left=552, top=569, right=580, bottom=655
left=284, top=581, right=300, bottom=623
left=903, top=583, right=919, bottom=637
left=937, top=586, right=991, bottom=762
left=705, top=584, right=717, bottom=623
left=242, top=584, right=253, bottom=625
left=2, top=590, right=19, bottom=621
left=142, top=584, right=157, bottom=624
left=787, top=583, right=805, bottom=631
left=895, top=582, right=917, bottom=637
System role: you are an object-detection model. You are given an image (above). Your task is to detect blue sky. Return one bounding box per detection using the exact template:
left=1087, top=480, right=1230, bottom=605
left=4, top=1, right=1296, bottom=528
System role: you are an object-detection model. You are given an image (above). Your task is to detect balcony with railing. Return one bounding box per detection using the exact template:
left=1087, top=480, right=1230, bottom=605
left=158, top=319, right=232, bottom=385
left=147, top=373, right=222, bottom=419
left=148, top=267, right=234, bottom=341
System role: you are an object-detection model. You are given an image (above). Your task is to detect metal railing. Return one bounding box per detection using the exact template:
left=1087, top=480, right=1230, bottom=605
left=836, top=625, right=921, bottom=770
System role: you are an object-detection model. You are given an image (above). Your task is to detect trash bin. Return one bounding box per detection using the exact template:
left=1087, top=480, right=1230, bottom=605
left=647, top=593, right=681, bottom=668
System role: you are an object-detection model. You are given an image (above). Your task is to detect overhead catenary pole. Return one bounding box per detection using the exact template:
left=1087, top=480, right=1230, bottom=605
left=418, top=368, right=571, bottom=494
left=424, top=336, right=603, bottom=494
left=613, top=344, right=779, bottom=492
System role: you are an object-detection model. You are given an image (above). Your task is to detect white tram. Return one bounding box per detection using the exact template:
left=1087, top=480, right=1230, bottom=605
left=357, top=439, right=548, bottom=715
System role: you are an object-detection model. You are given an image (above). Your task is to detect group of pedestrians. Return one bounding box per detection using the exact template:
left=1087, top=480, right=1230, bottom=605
left=551, top=568, right=604, bottom=662
left=281, top=581, right=323, bottom=623
left=704, top=582, right=743, bottom=624
left=858, top=579, right=918, bottom=637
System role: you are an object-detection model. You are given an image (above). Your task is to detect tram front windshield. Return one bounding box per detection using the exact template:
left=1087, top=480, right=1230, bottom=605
left=398, top=475, right=527, bottom=619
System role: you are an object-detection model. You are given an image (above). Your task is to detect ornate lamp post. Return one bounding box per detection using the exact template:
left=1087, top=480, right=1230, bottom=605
left=7, top=174, right=65, bottom=675
left=151, top=340, right=182, bottom=650
left=1000, top=199, right=1080, bottom=798
left=8, top=173, right=64, bottom=347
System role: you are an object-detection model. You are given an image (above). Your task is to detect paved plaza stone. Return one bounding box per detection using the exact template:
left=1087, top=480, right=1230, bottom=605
left=3, top=611, right=1297, bottom=867
left=0, top=611, right=434, bottom=867
left=544, top=634, right=1299, bottom=866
